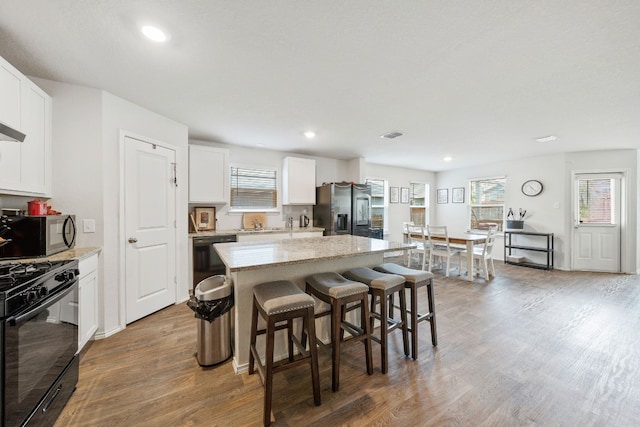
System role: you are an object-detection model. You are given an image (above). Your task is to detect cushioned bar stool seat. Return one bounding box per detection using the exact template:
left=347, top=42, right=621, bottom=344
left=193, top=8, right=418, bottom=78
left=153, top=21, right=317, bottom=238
left=305, top=272, right=373, bottom=392
left=342, top=267, right=409, bottom=374
left=374, top=263, right=437, bottom=360
left=249, top=280, right=320, bottom=426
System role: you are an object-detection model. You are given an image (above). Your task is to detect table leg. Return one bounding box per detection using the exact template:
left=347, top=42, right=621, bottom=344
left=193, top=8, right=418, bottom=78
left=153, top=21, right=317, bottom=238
left=465, top=241, right=474, bottom=281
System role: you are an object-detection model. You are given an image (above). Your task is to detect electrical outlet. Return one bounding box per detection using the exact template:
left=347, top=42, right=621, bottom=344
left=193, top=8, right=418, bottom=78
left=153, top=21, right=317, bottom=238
left=83, top=219, right=96, bottom=233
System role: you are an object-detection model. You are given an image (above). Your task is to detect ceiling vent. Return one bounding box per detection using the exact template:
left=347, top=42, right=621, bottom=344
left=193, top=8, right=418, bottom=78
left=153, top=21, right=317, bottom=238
left=381, top=131, right=403, bottom=139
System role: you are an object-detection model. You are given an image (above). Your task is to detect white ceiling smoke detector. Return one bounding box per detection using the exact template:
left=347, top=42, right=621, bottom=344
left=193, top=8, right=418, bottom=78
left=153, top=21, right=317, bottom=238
left=381, top=131, right=403, bottom=140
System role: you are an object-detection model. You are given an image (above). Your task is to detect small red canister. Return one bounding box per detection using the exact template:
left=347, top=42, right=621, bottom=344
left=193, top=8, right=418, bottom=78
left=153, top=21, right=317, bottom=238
left=27, top=199, right=48, bottom=216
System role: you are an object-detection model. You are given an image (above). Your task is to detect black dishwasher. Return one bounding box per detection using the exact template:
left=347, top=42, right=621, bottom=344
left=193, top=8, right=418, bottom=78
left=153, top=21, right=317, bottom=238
left=192, top=235, right=237, bottom=289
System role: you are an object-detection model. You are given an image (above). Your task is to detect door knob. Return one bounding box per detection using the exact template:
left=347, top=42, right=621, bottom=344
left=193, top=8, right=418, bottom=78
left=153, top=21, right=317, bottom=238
left=128, top=237, right=138, bottom=243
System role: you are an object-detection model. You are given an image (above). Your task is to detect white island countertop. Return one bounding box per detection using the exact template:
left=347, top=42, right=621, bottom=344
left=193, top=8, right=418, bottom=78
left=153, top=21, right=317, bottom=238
left=215, top=234, right=411, bottom=272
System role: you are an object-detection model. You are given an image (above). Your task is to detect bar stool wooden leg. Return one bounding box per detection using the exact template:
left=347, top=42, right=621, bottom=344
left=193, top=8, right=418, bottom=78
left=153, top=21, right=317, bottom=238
left=263, top=317, right=275, bottom=427
left=249, top=296, right=259, bottom=375
left=399, top=286, right=409, bottom=357
left=427, top=280, right=438, bottom=346
left=362, top=295, right=373, bottom=375
left=306, top=306, right=321, bottom=405
left=331, top=299, right=342, bottom=392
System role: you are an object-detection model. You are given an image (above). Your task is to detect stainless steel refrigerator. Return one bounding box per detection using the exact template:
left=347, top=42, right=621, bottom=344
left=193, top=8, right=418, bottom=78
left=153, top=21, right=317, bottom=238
left=313, top=182, right=372, bottom=237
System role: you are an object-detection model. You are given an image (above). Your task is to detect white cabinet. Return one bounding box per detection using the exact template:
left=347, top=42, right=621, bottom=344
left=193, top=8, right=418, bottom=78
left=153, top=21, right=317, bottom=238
left=0, top=57, right=22, bottom=130
left=189, top=145, right=229, bottom=203
left=78, top=254, right=99, bottom=352
left=0, top=54, right=52, bottom=196
left=282, top=156, right=316, bottom=205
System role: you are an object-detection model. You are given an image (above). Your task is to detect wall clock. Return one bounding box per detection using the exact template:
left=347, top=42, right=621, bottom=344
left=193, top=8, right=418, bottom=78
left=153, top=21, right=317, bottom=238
left=521, top=179, right=543, bottom=197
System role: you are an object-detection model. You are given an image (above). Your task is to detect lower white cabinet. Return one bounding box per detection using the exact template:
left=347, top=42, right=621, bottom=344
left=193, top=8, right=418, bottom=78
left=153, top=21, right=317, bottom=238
left=78, top=254, right=99, bottom=352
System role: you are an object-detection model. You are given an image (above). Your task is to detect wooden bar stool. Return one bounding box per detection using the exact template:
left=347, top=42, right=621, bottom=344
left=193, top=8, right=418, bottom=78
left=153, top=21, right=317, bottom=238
left=342, top=267, right=409, bottom=374
left=305, top=272, right=373, bottom=392
left=249, top=280, right=320, bottom=426
left=374, top=263, right=437, bottom=360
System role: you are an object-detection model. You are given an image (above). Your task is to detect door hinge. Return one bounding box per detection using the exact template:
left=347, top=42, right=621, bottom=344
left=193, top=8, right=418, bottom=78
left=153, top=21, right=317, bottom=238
left=171, top=162, right=178, bottom=187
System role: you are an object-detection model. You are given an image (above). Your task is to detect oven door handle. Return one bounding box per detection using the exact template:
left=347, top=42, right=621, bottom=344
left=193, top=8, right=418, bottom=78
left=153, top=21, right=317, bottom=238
left=7, top=281, right=77, bottom=327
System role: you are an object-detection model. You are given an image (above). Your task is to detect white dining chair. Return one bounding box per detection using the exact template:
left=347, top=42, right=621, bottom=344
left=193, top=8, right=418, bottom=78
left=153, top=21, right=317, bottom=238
left=461, top=226, right=498, bottom=279
left=426, top=225, right=461, bottom=277
left=405, top=224, right=429, bottom=270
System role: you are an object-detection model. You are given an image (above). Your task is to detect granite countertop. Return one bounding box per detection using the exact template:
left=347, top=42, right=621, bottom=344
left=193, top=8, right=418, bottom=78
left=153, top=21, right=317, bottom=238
left=0, top=247, right=101, bottom=264
left=189, top=227, right=325, bottom=238
left=215, top=234, right=412, bottom=272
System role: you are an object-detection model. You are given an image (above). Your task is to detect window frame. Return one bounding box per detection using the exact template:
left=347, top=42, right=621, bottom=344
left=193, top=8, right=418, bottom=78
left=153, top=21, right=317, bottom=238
left=228, top=163, right=280, bottom=213
left=468, top=176, right=506, bottom=232
left=366, top=177, right=388, bottom=232
left=409, top=181, right=429, bottom=226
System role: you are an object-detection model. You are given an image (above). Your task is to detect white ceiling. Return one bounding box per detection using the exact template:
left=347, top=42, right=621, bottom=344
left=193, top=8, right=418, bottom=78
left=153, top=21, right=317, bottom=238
left=1, top=1, right=639, bottom=171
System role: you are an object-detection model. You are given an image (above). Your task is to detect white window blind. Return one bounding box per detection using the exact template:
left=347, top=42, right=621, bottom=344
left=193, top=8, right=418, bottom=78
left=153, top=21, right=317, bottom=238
left=469, top=177, right=505, bottom=231
left=578, top=178, right=615, bottom=224
left=230, top=166, right=277, bottom=209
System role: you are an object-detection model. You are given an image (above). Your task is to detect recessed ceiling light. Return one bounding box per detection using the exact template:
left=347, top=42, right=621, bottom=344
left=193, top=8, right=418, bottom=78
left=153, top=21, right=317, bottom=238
left=141, top=25, right=170, bottom=43
left=535, top=135, right=558, bottom=142
left=443, top=156, right=453, bottom=162
left=303, top=131, right=316, bottom=139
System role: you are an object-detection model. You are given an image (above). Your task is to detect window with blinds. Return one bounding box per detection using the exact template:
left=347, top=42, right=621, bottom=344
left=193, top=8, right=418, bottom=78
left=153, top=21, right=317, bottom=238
left=469, top=177, right=505, bottom=231
left=366, top=178, right=385, bottom=229
left=409, top=182, right=428, bottom=226
left=578, top=178, right=615, bottom=224
left=230, top=166, right=277, bottom=209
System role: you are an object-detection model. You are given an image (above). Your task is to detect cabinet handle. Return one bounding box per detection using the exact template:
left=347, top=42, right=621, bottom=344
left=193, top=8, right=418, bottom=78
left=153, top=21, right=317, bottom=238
left=128, top=237, right=138, bottom=243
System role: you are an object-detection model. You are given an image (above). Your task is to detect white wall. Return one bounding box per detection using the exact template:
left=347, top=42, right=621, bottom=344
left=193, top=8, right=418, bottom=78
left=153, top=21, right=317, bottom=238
left=366, top=163, right=436, bottom=242
left=435, top=149, right=638, bottom=272
left=102, top=92, right=188, bottom=335
left=31, top=78, right=189, bottom=339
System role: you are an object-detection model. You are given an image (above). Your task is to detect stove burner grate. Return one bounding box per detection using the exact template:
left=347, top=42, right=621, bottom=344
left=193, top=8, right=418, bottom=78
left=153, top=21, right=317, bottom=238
left=0, top=261, right=55, bottom=289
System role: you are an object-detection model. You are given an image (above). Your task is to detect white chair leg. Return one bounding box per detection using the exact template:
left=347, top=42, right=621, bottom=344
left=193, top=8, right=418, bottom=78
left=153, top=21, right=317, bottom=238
left=445, top=256, right=451, bottom=277
left=482, top=258, right=489, bottom=279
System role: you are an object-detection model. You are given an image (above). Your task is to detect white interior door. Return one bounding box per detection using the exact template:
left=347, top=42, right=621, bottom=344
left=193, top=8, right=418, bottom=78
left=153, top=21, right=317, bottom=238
left=124, top=136, right=176, bottom=323
left=572, top=173, right=621, bottom=272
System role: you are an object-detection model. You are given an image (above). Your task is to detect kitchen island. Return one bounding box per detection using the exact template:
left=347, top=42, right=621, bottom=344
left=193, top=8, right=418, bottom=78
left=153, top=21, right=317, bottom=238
left=214, top=234, right=412, bottom=373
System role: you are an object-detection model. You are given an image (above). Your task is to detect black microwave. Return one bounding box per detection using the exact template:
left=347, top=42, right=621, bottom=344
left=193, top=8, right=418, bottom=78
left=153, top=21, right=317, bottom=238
left=0, top=215, right=76, bottom=259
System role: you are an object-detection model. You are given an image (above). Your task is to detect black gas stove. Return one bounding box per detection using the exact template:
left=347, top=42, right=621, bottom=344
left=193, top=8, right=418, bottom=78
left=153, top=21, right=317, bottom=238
left=0, top=258, right=80, bottom=427
left=0, top=259, right=79, bottom=319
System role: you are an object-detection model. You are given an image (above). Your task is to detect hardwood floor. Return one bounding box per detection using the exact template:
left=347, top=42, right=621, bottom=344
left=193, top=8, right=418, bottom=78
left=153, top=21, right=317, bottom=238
left=54, top=263, right=640, bottom=426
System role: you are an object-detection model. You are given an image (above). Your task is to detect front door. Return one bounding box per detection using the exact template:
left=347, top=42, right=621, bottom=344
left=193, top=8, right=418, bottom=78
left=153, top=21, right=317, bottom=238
left=124, top=135, right=177, bottom=323
left=572, top=173, right=621, bottom=272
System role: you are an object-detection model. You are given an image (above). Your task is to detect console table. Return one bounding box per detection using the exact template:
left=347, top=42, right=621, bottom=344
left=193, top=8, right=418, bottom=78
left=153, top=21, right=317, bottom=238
left=504, top=231, right=554, bottom=270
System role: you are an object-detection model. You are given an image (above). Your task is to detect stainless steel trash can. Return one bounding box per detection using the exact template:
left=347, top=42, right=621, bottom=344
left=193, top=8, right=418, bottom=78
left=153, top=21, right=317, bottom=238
left=194, top=275, right=233, bottom=366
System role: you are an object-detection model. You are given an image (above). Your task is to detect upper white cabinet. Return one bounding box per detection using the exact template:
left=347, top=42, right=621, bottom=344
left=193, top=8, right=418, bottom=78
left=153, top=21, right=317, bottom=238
left=189, top=145, right=229, bottom=203
left=0, top=57, right=22, bottom=130
left=0, top=55, right=52, bottom=196
left=282, top=156, right=316, bottom=205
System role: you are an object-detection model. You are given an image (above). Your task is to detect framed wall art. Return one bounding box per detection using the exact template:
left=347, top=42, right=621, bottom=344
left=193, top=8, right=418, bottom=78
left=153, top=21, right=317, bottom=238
left=437, top=188, right=448, bottom=204
left=390, top=187, right=399, bottom=203
left=194, top=206, right=216, bottom=230
left=401, top=187, right=409, bottom=204
left=452, top=187, right=465, bottom=203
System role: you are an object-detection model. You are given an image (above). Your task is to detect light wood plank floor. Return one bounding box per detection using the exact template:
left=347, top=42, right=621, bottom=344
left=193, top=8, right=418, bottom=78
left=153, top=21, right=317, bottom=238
left=55, top=263, right=640, bottom=426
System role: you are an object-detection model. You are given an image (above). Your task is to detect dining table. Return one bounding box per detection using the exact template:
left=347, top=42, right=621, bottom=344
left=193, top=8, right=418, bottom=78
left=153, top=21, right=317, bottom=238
left=405, top=230, right=487, bottom=281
